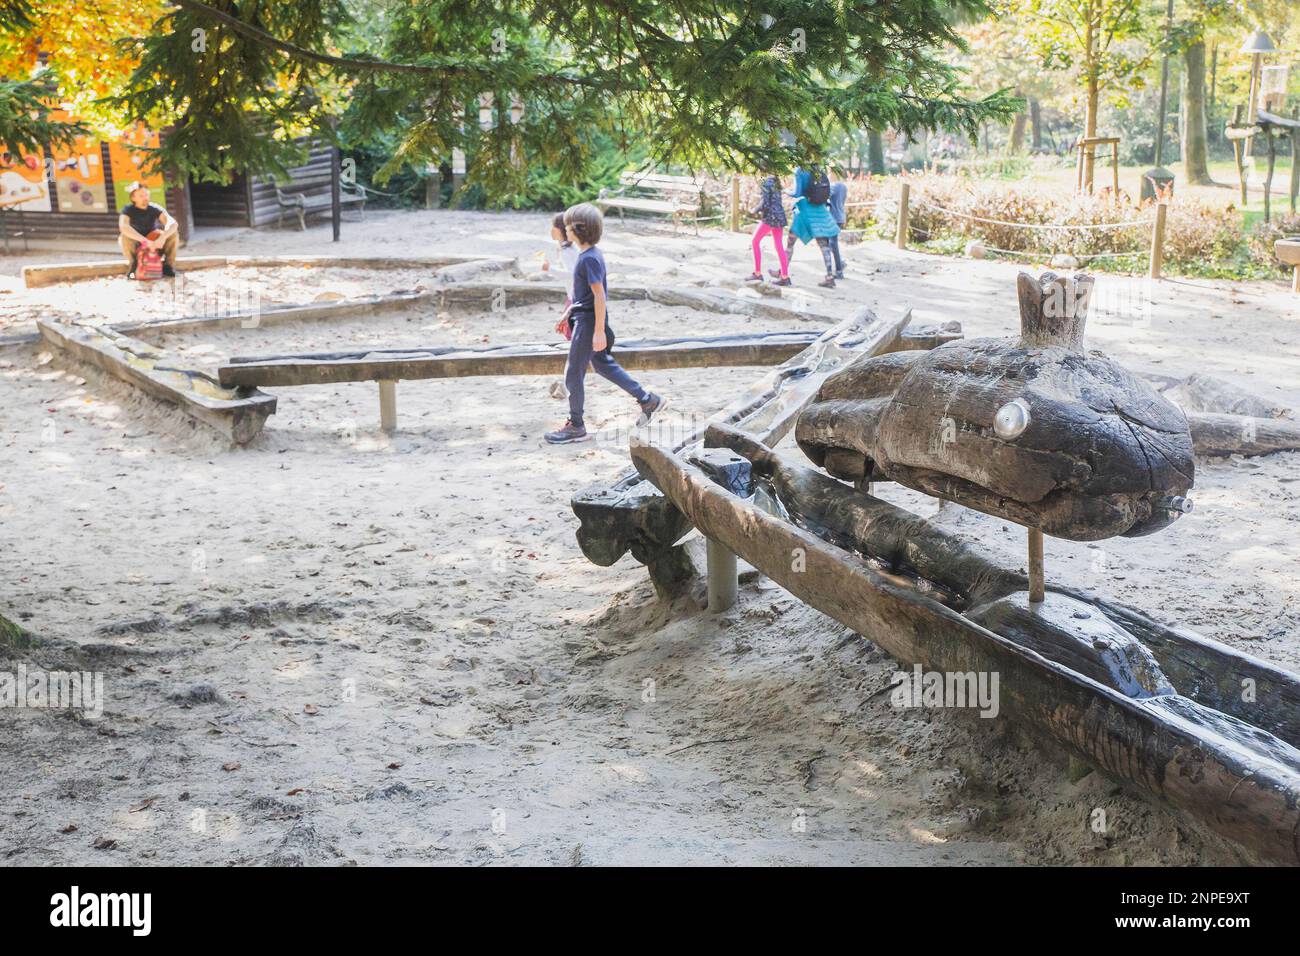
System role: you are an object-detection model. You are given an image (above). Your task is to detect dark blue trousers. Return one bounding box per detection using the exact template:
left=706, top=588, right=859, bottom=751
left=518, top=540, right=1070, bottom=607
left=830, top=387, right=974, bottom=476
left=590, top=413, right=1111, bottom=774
left=567, top=315, right=647, bottom=429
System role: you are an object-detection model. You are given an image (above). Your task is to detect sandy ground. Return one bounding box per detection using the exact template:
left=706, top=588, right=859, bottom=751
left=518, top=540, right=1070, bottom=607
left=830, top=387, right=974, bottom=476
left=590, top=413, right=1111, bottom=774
left=1, top=209, right=1297, bottom=865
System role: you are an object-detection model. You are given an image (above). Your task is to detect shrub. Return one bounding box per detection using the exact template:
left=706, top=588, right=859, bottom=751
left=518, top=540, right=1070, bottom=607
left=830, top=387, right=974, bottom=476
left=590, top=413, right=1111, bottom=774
left=882, top=172, right=1245, bottom=274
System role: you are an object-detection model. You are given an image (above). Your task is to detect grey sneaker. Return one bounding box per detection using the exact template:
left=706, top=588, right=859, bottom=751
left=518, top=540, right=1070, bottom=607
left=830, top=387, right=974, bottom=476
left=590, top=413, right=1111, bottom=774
left=637, top=392, right=668, bottom=427
left=545, top=420, right=588, bottom=444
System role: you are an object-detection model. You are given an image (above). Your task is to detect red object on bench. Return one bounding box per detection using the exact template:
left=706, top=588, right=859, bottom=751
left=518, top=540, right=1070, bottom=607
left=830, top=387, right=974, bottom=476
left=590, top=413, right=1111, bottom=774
left=135, top=229, right=163, bottom=280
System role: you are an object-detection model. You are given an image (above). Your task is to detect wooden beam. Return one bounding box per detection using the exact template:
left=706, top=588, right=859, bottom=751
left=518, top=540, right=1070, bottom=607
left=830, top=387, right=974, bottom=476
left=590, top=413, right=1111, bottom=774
left=1187, top=411, right=1300, bottom=458
left=217, top=330, right=830, bottom=389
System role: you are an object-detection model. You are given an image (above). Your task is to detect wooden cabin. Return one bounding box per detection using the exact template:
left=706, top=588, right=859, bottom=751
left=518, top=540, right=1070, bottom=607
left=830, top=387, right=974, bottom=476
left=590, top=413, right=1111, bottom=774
left=188, top=143, right=337, bottom=229
left=1, top=137, right=336, bottom=246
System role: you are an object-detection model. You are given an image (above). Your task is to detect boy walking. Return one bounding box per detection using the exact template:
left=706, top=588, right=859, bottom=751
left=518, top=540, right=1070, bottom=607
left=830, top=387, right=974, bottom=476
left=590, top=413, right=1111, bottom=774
left=545, top=204, right=667, bottom=444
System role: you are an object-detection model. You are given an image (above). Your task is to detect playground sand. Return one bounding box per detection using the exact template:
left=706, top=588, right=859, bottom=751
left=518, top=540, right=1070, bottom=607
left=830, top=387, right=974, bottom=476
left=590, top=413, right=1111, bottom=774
left=0, top=210, right=1297, bottom=865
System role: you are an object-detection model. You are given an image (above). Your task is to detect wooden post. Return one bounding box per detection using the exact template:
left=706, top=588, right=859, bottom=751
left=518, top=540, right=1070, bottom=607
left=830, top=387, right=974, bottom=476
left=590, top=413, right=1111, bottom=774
left=330, top=138, right=342, bottom=243
left=1291, top=109, right=1299, bottom=215
left=378, top=380, right=397, bottom=432
left=1111, top=140, right=1119, bottom=197
left=1232, top=106, right=1248, bottom=207
left=1149, top=201, right=1167, bottom=280
left=1263, top=126, right=1276, bottom=224
left=706, top=537, right=738, bottom=612
left=730, top=175, right=741, bottom=232
left=1027, top=527, right=1045, bottom=604
left=895, top=181, right=910, bottom=250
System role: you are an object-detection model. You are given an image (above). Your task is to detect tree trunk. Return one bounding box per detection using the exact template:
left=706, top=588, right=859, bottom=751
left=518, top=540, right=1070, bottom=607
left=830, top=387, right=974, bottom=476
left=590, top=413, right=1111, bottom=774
left=867, top=129, right=885, bottom=175
left=1080, top=10, right=1099, bottom=191
left=1084, top=75, right=1099, bottom=191
left=1182, top=39, right=1213, bottom=185
left=1009, top=93, right=1028, bottom=155
left=1030, top=97, right=1043, bottom=151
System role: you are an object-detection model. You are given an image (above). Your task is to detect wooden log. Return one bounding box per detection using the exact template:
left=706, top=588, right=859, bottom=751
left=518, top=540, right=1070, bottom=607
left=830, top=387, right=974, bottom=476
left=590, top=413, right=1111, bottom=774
left=19, top=254, right=506, bottom=289
left=886, top=321, right=963, bottom=353
left=1164, top=372, right=1291, bottom=419
left=643, top=286, right=840, bottom=325
left=797, top=272, right=1195, bottom=542
left=22, top=256, right=231, bottom=289
left=121, top=291, right=437, bottom=340
left=572, top=306, right=912, bottom=592
left=433, top=257, right=519, bottom=285
left=217, top=330, right=829, bottom=389
left=630, top=432, right=1300, bottom=864
left=37, top=318, right=276, bottom=444
left=1186, top=411, right=1300, bottom=458
left=436, top=281, right=649, bottom=312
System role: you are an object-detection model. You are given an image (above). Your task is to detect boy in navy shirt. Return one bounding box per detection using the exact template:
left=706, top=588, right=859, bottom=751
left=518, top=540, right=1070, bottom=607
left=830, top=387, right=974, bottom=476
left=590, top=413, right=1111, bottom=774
left=545, top=203, right=666, bottom=444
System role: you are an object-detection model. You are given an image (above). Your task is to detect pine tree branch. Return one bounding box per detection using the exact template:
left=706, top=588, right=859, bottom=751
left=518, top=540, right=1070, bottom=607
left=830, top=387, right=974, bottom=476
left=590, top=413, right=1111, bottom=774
left=169, top=0, right=590, bottom=86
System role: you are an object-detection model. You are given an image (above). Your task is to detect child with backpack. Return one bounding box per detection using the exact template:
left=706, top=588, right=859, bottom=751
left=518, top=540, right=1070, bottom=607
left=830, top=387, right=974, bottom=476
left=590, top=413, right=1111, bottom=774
left=778, top=166, right=840, bottom=288
left=745, top=172, right=791, bottom=286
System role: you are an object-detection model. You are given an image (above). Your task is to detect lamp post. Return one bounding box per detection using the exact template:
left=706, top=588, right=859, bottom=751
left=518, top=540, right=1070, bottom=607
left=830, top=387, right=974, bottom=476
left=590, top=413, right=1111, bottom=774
left=1242, top=30, right=1277, bottom=167
left=1154, top=0, right=1175, bottom=168
left=1143, top=0, right=1176, bottom=203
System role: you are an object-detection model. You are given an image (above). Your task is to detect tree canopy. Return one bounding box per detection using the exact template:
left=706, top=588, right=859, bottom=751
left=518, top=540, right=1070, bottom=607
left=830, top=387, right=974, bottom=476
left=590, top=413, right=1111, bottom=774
left=105, top=0, right=1020, bottom=187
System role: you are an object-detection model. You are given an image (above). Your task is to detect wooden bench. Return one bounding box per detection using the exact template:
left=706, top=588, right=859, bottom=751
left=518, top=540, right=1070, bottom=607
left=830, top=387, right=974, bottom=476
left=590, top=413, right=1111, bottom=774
left=1276, top=238, right=1300, bottom=293
left=596, top=171, right=709, bottom=234
left=275, top=180, right=368, bottom=230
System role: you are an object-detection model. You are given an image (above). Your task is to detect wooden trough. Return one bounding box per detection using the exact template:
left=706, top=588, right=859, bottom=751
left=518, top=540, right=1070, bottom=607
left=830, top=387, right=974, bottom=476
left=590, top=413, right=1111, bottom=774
left=628, top=424, right=1300, bottom=865
left=37, top=318, right=276, bottom=445
left=215, top=323, right=952, bottom=435
left=25, top=253, right=953, bottom=445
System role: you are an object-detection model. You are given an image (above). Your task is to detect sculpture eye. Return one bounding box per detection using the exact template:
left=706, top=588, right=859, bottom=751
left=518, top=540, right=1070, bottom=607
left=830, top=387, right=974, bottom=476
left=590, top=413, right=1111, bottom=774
left=993, top=399, right=1031, bottom=440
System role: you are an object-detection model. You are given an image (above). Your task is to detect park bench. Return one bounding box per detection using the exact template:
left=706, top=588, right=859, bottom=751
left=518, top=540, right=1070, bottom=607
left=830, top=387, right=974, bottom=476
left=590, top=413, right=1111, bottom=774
left=596, top=171, right=709, bottom=234
left=275, top=180, right=369, bottom=231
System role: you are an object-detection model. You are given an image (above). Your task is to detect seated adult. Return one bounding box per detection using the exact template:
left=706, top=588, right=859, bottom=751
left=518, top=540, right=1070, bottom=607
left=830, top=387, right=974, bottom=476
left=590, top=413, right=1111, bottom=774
left=118, top=182, right=179, bottom=278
